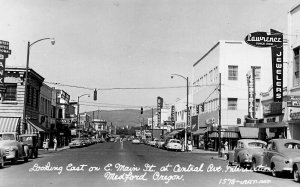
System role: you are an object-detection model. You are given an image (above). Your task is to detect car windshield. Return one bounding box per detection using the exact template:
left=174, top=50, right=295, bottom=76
left=248, top=142, right=265, bottom=148
left=0, top=134, right=15, bottom=140
left=170, top=140, right=180, bottom=144
left=284, top=142, right=300, bottom=149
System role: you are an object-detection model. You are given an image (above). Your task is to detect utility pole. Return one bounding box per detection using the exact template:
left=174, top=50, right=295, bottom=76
left=152, top=108, right=154, bottom=140
left=218, top=73, right=222, bottom=157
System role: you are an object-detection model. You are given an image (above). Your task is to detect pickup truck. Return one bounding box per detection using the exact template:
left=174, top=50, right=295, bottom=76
left=0, top=132, right=29, bottom=164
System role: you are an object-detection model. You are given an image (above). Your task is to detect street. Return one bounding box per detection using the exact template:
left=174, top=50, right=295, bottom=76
left=0, top=142, right=299, bottom=187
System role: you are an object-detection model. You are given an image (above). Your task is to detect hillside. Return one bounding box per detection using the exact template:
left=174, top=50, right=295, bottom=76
left=85, top=109, right=156, bottom=127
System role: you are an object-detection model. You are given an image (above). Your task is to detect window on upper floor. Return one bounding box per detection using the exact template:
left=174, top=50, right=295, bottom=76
left=294, top=47, right=300, bottom=87
left=227, top=98, right=237, bottom=110
left=3, top=84, right=17, bottom=101
left=252, top=66, right=261, bottom=81
left=228, top=65, right=238, bottom=80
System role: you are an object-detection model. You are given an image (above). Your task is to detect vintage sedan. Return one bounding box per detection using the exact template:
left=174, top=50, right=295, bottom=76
left=262, top=139, right=300, bottom=178
left=69, top=138, right=84, bottom=148
left=132, top=138, right=141, bottom=144
left=230, top=139, right=266, bottom=169
left=166, top=139, right=182, bottom=151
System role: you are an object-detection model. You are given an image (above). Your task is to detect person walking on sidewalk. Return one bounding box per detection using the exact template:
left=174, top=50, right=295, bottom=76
left=43, top=138, right=49, bottom=151
left=53, top=137, right=57, bottom=151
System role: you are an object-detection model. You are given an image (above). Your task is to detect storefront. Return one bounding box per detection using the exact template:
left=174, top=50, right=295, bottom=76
left=208, top=130, right=239, bottom=151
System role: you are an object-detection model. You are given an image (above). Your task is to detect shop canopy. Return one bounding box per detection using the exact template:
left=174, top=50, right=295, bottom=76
left=25, top=120, right=45, bottom=134
left=192, top=128, right=208, bottom=136
left=209, top=131, right=239, bottom=138
left=0, top=117, right=20, bottom=132
left=167, top=129, right=184, bottom=137
left=239, top=127, right=259, bottom=139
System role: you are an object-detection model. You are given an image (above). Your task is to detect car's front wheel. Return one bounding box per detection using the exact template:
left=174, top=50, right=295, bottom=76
left=294, top=165, right=300, bottom=182
left=271, top=163, right=279, bottom=177
left=11, top=151, right=18, bottom=164
left=0, top=157, right=4, bottom=169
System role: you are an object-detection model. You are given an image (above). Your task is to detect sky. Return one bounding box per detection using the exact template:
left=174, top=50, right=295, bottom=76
left=0, top=0, right=299, bottom=112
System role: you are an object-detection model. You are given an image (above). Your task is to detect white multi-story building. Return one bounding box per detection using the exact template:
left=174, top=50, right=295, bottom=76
left=192, top=40, right=274, bottom=149
left=287, top=3, right=300, bottom=140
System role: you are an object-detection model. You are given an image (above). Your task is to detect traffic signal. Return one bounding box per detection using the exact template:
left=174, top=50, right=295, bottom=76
left=196, top=105, right=199, bottom=114
left=93, top=89, right=97, bottom=101
left=140, top=107, right=143, bottom=114
left=201, top=104, right=204, bottom=112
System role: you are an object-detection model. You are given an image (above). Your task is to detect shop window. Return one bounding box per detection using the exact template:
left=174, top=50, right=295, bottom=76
left=227, top=98, right=237, bottom=110
left=3, top=84, right=17, bottom=101
left=228, top=65, right=238, bottom=80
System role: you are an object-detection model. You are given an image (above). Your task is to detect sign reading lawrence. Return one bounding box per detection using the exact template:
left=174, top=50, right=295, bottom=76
left=245, top=29, right=283, bottom=102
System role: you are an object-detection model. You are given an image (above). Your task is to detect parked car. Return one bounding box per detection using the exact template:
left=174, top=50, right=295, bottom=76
left=69, top=138, right=84, bottom=148
left=0, top=133, right=29, bottom=164
left=230, top=139, right=266, bottom=168
left=262, top=139, right=300, bottom=178
left=166, top=139, right=182, bottom=151
left=132, top=138, right=141, bottom=144
left=162, top=137, right=172, bottom=149
left=19, top=134, right=39, bottom=159
left=150, top=139, right=158, bottom=147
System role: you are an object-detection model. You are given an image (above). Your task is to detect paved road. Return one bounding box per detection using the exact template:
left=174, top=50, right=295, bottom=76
left=0, top=142, right=299, bottom=187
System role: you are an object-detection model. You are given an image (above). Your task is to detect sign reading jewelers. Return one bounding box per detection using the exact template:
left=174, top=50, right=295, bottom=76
left=245, top=29, right=283, bottom=102
left=0, top=40, right=11, bottom=92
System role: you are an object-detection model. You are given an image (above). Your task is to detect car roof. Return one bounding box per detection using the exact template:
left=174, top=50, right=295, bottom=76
left=238, top=139, right=266, bottom=144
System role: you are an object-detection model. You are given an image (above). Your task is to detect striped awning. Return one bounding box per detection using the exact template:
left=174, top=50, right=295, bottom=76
left=209, top=131, right=239, bottom=138
left=0, top=117, right=20, bottom=132
left=25, top=120, right=45, bottom=134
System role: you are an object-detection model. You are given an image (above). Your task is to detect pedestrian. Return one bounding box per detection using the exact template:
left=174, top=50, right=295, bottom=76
left=220, top=141, right=225, bottom=157
left=43, top=138, right=49, bottom=151
left=224, top=141, right=229, bottom=160
left=53, top=137, right=57, bottom=151
left=181, top=138, right=185, bottom=152
left=187, top=138, right=192, bottom=152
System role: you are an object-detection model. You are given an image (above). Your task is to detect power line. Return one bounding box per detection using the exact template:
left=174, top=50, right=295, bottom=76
left=44, top=81, right=218, bottom=91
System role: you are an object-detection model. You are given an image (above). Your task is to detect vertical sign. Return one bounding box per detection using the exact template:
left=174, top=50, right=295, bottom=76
left=245, top=29, right=283, bottom=102
left=171, top=105, right=175, bottom=121
left=246, top=67, right=256, bottom=118
left=157, top=96, right=163, bottom=125
left=270, top=29, right=283, bottom=102
left=0, top=40, right=11, bottom=92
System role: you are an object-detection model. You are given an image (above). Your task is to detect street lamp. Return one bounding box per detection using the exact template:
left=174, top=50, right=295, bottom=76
left=171, top=74, right=189, bottom=152
left=77, top=94, right=90, bottom=137
left=22, top=38, right=55, bottom=134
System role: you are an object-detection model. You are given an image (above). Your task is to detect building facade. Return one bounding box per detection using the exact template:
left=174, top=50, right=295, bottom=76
left=192, top=41, right=273, bottom=150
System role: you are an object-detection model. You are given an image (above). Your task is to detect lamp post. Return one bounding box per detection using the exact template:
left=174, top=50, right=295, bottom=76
left=171, top=74, right=189, bottom=151
left=77, top=94, right=90, bottom=137
left=22, top=38, right=55, bottom=134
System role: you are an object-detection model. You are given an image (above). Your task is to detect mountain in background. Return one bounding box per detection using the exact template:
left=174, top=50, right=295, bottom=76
left=85, top=109, right=156, bottom=127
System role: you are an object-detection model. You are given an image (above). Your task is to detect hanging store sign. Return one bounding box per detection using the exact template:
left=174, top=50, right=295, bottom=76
left=287, top=96, right=300, bottom=107
left=290, top=112, right=300, bottom=120
left=0, top=40, right=11, bottom=92
left=157, top=96, right=163, bottom=125
left=245, top=29, right=283, bottom=102
left=247, top=68, right=256, bottom=118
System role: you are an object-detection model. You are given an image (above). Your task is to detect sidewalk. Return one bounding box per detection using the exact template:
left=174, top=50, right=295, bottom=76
left=191, top=148, right=218, bottom=154
left=38, top=146, right=70, bottom=155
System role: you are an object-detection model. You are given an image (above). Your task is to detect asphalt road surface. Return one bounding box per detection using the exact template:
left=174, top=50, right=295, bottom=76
left=0, top=142, right=299, bottom=187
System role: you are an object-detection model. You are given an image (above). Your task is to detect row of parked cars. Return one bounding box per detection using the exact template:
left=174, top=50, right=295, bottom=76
left=0, top=132, right=39, bottom=169
left=229, top=138, right=300, bottom=183
left=132, top=137, right=183, bottom=151
left=69, top=137, right=105, bottom=148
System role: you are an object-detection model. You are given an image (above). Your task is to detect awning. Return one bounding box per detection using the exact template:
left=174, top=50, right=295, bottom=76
left=167, top=129, right=184, bottom=137
left=192, top=128, right=208, bottom=136
left=209, top=131, right=239, bottom=138
left=26, top=120, right=45, bottom=134
left=0, top=117, right=20, bottom=132
left=239, top=127, right=258, bottom=139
